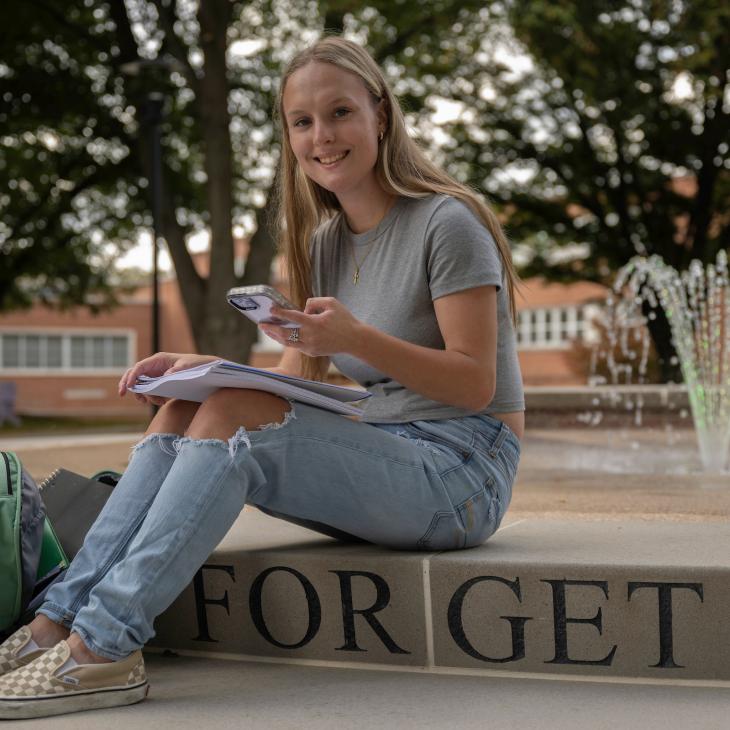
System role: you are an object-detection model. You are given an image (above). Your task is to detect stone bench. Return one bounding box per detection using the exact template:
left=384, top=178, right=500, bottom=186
left=149, top=510, right=730, bottom=686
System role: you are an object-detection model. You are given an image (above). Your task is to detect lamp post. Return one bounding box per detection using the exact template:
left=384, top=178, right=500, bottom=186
left=138, top=91, right=164, bottom=357
left=121, top=57, right=182, bottom=416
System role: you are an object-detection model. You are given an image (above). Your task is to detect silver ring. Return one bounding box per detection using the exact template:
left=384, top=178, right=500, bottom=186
left=287, top=328, right=300, bottom=343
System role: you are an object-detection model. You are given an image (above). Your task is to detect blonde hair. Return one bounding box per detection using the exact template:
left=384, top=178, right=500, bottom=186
left=273, top=36, right=521, bottom=381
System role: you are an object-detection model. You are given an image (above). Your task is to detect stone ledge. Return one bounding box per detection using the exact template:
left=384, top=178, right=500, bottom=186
left=524, top=384, right=690, bottom=411
left=150, top=510, right=730, bottom=685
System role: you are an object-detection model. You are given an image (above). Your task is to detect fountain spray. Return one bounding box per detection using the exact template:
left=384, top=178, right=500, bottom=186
left=611, top=250, right=729, bottom=473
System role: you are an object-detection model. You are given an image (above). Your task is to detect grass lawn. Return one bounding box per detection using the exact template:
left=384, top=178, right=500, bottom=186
left=0, top=414, right=148, bottom=437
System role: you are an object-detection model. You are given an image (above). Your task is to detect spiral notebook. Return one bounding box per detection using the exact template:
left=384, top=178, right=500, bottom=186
left=38, top=469, right=115, bottom=561
left=129, top=360, right=370, bottom=416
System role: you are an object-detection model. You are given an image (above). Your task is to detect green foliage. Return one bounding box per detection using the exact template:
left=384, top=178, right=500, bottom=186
left=0, top=0, right=303, bottom=313
left=436, top=0, right=729, bottom=284
left=0, top=2, right=144, bottom=310
left=2, top=0, right=725, bottom=374
left=0, top=0, right=493, bottom=313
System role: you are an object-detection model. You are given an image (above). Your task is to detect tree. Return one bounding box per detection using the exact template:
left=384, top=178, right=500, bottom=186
left=0, top=0, right=494, bottom=361
left=1, top=0, right=299, bottom=359
left=11, top=2, right=716, bottom=380
left=438, top=0, right=730, bottom=380
left=0, top=2, right=142, bottom=312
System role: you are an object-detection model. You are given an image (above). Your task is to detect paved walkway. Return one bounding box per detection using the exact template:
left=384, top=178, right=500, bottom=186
left=2, top=432, right=143, bottom=451
left=6, top=433, right=142, bottom=484
left=16, top=652, right=729, bottom=730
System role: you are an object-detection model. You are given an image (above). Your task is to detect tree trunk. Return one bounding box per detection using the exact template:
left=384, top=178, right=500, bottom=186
left=641, top=300, right=683, bottom=384
left=190, top=0, right=271, bottom=362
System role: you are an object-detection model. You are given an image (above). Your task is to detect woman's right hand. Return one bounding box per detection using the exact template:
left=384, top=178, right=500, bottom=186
left=118, top=352, right=219, bottom=404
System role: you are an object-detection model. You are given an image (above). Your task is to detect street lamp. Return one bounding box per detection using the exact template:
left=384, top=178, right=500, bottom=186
left=121, top=56, right=183, bottom=416
left=120, top=57, right=182, bottom=355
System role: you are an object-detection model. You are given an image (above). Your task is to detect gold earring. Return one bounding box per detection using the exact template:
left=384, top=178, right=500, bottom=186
left=378, top=130, right=384, bottom=142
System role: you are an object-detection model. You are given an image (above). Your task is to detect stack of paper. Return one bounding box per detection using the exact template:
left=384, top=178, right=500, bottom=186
left=129, top=360, right=370, bottom=416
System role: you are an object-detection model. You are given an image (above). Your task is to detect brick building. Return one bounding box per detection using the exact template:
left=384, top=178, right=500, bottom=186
left=0, top=248, right=607, bottom=418
left=514, top=277, right=606, bottom=385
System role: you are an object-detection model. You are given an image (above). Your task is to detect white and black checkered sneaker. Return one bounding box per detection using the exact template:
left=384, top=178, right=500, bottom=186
left=0, top=626, right=50, bottom=676
left=0, top=639, right=148, bottom=720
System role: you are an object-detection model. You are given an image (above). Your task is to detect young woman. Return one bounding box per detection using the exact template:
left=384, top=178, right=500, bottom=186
left=0, top=37, right=524, bottom=719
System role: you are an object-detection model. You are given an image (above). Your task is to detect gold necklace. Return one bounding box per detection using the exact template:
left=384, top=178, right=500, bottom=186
left=347, top=201, right=394, bottom=285
left=348, top=238, right=380, bottom=284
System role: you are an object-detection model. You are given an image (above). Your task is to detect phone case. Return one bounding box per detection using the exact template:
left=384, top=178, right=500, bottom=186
left=227, top=286, right=299, bottom=328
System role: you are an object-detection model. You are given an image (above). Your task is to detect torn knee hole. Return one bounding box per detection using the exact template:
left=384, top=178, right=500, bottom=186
left=131, top=432, right=180, bottom=459
left=256, top=405, right=296, bottom=432
left=227, top=427, right=251, bottom=458
left=228, top=405, right=296, bottom=457
left=176, top=402, right=296, bottom=459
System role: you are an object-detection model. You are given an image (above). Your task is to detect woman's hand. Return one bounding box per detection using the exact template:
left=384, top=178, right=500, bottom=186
left=119, top=352, right=219, bottom=405
left=261, top=298, right=363, bottom=358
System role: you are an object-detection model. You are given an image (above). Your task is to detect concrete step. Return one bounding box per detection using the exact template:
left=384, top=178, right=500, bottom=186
left=150, top=510, right=730, bottom=686
left=23, top=651, right=730, bottom=730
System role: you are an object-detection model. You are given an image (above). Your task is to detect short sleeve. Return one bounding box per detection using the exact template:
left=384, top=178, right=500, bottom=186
left=426, top=197, right=504, bottom=300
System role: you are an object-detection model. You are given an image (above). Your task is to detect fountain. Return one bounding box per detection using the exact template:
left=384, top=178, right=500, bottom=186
left=596, top=250, right=730, bottom=474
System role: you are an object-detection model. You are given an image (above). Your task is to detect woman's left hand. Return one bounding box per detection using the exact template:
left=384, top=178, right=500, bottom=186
left=262, top=297, right=363, bottom=357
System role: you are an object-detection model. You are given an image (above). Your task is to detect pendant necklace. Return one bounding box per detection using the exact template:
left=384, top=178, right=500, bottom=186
left=349, top=239, right=379, bottom=285
left=347, top=202, right=393, bottom=285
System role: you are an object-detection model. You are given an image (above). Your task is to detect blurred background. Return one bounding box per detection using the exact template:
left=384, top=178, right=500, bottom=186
left=0, top=0, right=727, bottom=430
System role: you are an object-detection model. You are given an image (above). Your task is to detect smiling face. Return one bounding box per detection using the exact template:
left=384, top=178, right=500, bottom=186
left=282, top=61, right=386, bottom=205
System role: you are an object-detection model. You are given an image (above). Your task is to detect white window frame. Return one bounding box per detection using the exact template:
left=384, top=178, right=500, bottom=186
left=517, top=305, right=593, bottom=351
left=0, top=327, right=136, bottom=376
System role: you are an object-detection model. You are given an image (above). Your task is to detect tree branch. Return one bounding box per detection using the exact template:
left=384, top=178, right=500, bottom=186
left=374, top=3, right=461, bottom=62
left=150, top=0, right=202, bottom=98
left=6, top=162, right=107, bottom=244
left=107, top=0, right=204, bottom=319
left=684, top=84, right=729, bottom=267
left=34, top=1, right=110, bottom=55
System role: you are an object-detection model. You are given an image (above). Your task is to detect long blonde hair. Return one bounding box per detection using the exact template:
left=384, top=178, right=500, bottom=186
left=273, top=36, right=521, bottom=381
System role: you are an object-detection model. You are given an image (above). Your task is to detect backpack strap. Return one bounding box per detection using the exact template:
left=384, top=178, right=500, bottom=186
left=0, top=452, right=23, bottom=630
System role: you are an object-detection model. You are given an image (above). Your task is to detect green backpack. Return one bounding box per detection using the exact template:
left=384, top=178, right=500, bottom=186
left=0, top=452, right=68, bottom=635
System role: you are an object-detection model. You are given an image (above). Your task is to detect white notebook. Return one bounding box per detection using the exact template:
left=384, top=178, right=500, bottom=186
left=129, top=360, right=370, bottom=416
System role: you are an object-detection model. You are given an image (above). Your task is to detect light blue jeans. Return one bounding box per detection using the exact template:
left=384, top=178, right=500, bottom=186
left=37, top=402, right=520, bottom=660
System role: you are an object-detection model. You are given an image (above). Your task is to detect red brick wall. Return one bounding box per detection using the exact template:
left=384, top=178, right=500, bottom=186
left=518, top=349, right=582, bottom=386
left=1, top=263, right=605, bottom=417
left=7, top=375, right=147, bottom=418
left=0, top=283, right=285, bottom=417
left=0, top=301, right=153, bottom=418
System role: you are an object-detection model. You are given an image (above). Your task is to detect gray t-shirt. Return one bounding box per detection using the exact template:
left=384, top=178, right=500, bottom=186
left=311, top=193, right=525, bottom=423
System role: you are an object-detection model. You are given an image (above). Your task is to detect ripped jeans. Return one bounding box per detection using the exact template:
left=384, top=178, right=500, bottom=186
left=37, top=402, right=520, bottom=660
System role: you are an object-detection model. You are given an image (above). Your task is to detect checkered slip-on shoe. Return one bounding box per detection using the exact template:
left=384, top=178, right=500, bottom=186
left=0, top=640, right=148, bottom=720
left=0, top=627, right=50, bottom=677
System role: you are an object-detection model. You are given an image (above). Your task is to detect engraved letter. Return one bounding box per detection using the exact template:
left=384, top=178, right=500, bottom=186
left=249, top=566, right=321, bottom=649
left=543, top=579, right=617, bottom=666
left=627, top=581, right=703, bottom=668
left=331, top=570, right=409, bottom=654
left=192, top=563, right=235, bottom=643
left=448, top=576, right=531, bottom=662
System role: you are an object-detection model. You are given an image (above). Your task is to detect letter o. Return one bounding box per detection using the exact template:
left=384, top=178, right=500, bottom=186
left=249, top=566, right=321, bottom=649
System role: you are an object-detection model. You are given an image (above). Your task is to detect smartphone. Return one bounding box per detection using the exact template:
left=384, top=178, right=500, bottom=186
left=226, top=285, right=300, bottom=328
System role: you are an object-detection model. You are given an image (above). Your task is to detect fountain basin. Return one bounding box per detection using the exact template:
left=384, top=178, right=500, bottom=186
left=524, top=386, right=729, bottom=474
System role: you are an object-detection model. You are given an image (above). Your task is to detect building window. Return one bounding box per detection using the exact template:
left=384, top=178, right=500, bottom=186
left=516, top=306, right=590, bottom=349
left=0, top=332, right=132, bottom=371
